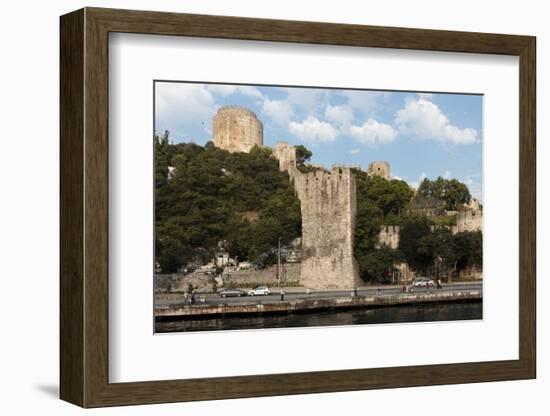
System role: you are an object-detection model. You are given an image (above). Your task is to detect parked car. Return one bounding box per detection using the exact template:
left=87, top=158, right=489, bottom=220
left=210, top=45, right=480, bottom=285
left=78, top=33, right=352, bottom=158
left=248, top=286, right=270, bottom=296
left=218, top=288, right=247, bottom=298
left=412, top=277, right=435, bottom=288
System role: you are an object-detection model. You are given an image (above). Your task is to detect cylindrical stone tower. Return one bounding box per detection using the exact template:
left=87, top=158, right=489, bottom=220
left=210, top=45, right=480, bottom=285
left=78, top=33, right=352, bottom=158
left=212, top=106, right=263, bottom=153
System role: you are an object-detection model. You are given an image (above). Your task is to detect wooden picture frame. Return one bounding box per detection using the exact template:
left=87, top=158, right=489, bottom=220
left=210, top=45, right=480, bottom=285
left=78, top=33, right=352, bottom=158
left=60, top=7, right=536, bottom=408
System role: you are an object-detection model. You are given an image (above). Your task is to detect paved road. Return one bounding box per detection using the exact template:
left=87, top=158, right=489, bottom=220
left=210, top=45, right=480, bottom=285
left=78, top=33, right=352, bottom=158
left=156, top=282, right=482, bottom=308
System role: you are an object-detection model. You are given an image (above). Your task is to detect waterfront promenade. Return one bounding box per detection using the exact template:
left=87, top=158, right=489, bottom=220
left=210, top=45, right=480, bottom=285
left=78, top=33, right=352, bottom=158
left=155, top=282, right=482, bottom=319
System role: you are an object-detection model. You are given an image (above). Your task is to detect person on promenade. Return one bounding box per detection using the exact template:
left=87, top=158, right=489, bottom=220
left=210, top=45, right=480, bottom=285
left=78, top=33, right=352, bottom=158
left=280, top=288, right=285, bottom=301
left=437, top=279, right=442, bottom=290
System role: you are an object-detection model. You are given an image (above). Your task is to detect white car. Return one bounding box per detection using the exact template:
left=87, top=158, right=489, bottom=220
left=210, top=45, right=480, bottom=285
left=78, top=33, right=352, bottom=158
left=412, top=277, right=435, bottom=288
left=248, top=286, right=270, bottom=296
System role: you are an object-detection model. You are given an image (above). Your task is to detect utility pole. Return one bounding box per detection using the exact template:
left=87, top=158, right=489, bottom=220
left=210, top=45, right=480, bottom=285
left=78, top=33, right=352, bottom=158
left=277, top=238, right=282, bottom=288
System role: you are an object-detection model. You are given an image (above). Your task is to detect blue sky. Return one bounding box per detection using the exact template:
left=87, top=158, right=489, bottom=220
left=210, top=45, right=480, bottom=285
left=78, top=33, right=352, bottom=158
left=155, top=81, right=482, bottom=199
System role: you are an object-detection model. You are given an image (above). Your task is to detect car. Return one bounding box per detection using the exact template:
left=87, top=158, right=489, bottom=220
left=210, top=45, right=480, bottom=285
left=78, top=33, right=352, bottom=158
left=412, top=277, right=435, bottom=288
left=248, top=286, right=270, bottom=296
left=218, top=288, right=246, bottom=298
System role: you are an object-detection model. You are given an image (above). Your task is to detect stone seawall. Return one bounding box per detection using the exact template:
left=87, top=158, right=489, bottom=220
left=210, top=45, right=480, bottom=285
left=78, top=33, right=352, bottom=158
left=155, top=290, right=481, bottom=318
left=225, top=263, right=300, bottom=286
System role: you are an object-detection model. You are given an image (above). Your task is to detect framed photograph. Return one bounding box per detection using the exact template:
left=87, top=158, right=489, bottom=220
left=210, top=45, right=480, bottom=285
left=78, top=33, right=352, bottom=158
left=60, top=7, right=536, bottom=408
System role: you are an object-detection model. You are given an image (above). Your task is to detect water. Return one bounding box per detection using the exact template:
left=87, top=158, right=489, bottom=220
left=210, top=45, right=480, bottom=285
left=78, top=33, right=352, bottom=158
left=155, top=301, right=482, bottom=333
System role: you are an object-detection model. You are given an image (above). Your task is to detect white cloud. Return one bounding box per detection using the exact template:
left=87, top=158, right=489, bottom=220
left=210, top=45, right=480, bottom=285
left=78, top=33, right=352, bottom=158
left=443, top=170, right=451, bottom=179
left=289, top=116, right=338, bottom=143
left=261, top=98, right=294, bottom=126
left=349, top=149, right=360, bottom=155
left=395, top=96, right=478, bottom=144
left=155, top=83, right=216, bottom=125
left=281, top=88, right=325, bottom=112
left=325, top=105, right=355, bottom=126
left=417, top=92, right=434, bottom=100
left=341, top=90, right=390, bottom=115
left=206, top=84, right=263, bottom=99
left=349, top=119, right=397, bottom=146
left=155, top=83, right=217, bottom=138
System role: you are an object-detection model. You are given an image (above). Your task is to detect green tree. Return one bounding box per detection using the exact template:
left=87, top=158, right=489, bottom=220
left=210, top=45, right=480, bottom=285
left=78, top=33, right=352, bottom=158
left=398, top=215, right=433, bottom=274
left=416, top=176, right=471, bottom=211
left=356, top=244, right=401, bottom=283
left=417, top=226, right=455, bottom=279
left=295, top=145, right=312, bottom=166
left=154, top=135, right=302, bottom=272
left=354, top=169, right=383, bottom=254
left=354, top=169, right=413, bottom=282
left=452, top=231, right=482, bottom=273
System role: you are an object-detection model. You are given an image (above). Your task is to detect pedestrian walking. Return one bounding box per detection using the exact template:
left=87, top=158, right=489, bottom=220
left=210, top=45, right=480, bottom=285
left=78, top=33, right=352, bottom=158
left=353, top=287, right=358, bottom=297
left=191, top=290, right=196, bottom=305
left=437, top=279, right=442, bottom=289
left=280, top=288, right=285, bottom=301
left=184, top=291, right=189, bottom=305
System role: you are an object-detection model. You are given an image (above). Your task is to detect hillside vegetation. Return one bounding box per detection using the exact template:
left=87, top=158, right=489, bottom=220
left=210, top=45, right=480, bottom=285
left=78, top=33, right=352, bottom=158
left=155, top=132, right=301, bottom=273
left=155, top=132, right=481, bottom=282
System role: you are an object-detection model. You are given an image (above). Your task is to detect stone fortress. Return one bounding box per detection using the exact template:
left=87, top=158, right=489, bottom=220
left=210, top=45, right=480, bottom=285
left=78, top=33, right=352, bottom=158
left=211, top=106, right=482, bottom=287
left=212, top=106, right=263, bottom=153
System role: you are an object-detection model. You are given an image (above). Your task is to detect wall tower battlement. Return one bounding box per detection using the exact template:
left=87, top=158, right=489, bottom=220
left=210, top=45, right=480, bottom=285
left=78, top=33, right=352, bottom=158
left=367, top=161, right=391, bottom=179
left=273, top=142, right=297, bottom=172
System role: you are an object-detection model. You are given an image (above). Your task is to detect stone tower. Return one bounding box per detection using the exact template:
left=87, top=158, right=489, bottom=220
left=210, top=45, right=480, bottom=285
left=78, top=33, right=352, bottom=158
left=273, top=142, right=297, bottom=172
left=292, top=165, right=361, bottom=289
left=367, top=161, right=390, bottom=180
left=212, top=106, right=263, bottom=153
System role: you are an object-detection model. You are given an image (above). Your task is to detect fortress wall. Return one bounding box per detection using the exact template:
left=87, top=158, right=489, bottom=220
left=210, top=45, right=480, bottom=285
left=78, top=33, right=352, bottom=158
left=293, top=166, right=361, bottom=289
left=212, top=106, right=263, bottom=153
left=224, top=263, right=300, bottom=286
left=379, top=210, right=483, bottom=249
left=378, top=225, right=400, bottom=249
left=454, top=209, right=483, bottom=233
